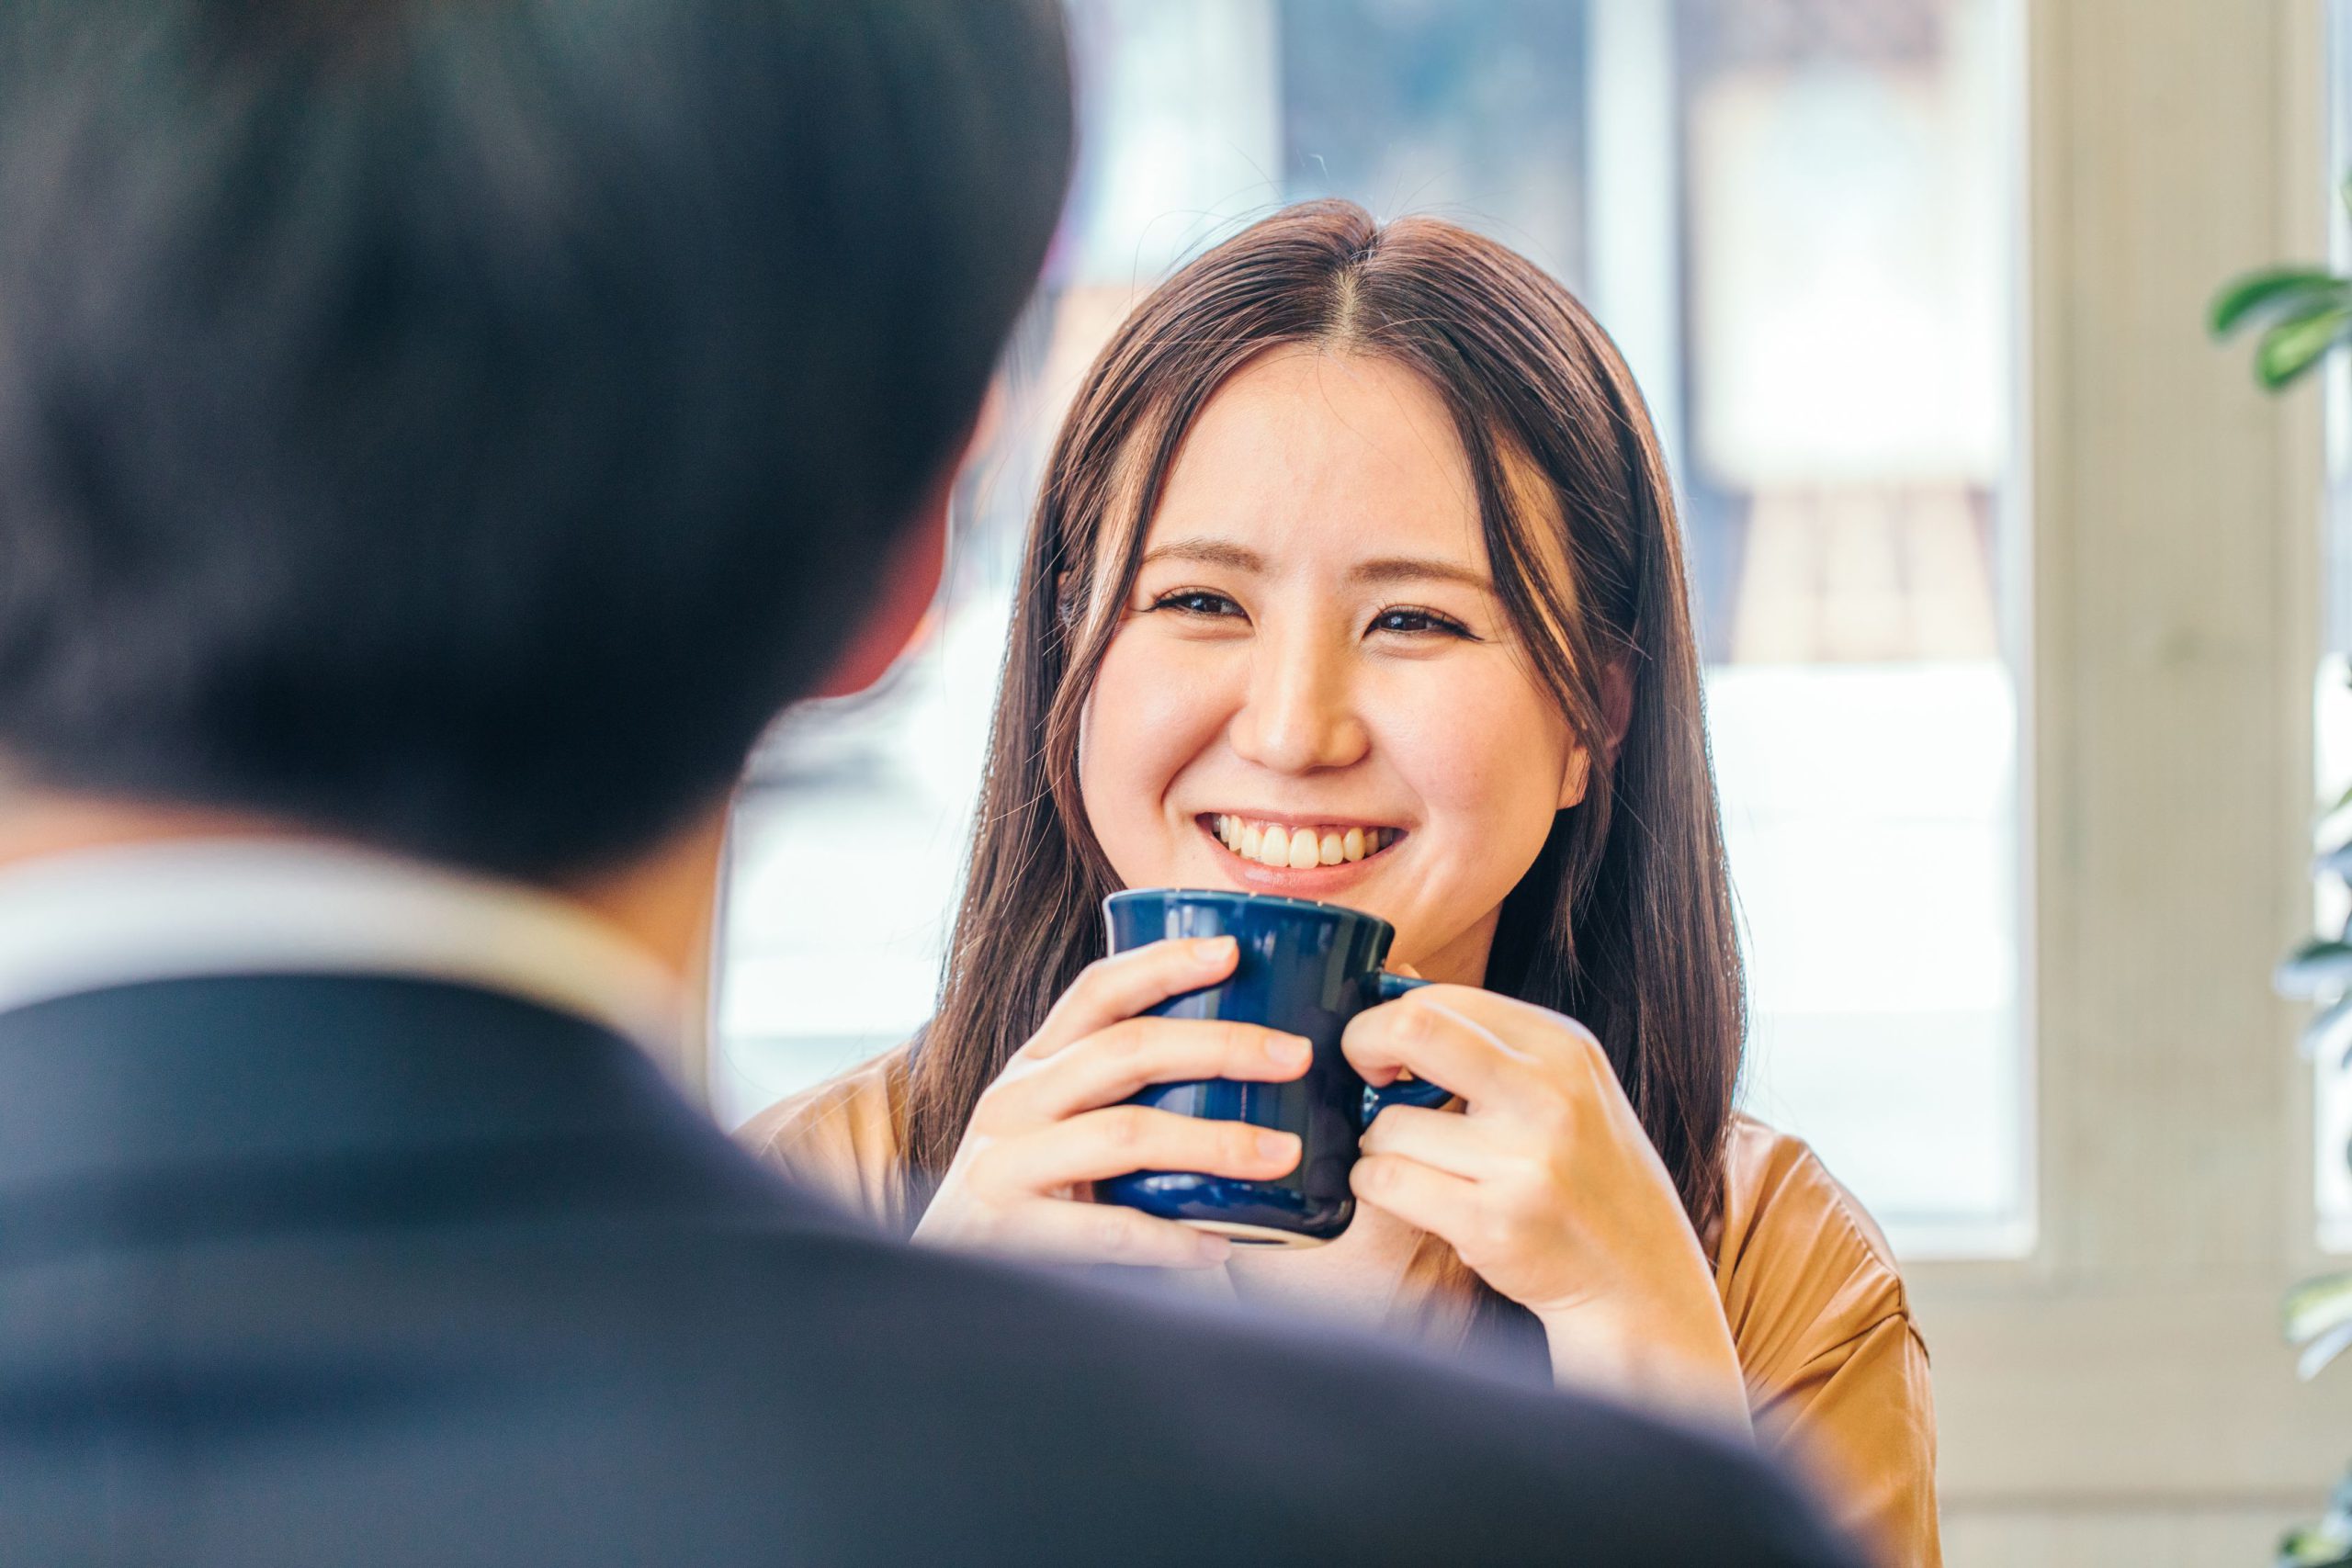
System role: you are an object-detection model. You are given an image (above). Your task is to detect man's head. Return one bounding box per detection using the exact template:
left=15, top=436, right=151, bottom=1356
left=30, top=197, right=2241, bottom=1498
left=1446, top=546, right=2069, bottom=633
left=0, top=0, right=1072, bottom=883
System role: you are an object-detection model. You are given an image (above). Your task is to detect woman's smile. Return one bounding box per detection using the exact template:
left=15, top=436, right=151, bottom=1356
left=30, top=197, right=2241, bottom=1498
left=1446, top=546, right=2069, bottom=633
left=1193, top=810, right=1408, bottom=895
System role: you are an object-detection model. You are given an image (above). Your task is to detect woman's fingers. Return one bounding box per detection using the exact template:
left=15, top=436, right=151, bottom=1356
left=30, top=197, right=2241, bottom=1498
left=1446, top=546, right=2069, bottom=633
left=1023, top=937, right=1239, bottom=1059
left=1341, top=990, right=1520, bottom=1105
left=989, top=1196, right=1235, bottom=1269
left=1350, top=1149, right=1481, bottom=1240
left=1014, top=1016, right=1312, bottom=1122
left=990, top=1105, right=1302, bottom=1192
left=1358, top=1102, right=1507, bottom=1181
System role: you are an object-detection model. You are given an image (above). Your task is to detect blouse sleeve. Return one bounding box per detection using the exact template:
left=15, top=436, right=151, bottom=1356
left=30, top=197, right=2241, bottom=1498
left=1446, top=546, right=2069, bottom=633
left=1716, top=1118, right=1941, bottom=1568
left=735, top=1049, right=915, bottom=1235
left=1750, top=1299, right=1939, bottom=1566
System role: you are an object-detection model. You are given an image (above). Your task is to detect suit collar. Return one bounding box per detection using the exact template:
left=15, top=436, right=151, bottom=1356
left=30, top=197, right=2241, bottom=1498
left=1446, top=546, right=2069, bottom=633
left=0, top=838, right=685, bottom=1066
left=0, top=974, right=774, bottom=1231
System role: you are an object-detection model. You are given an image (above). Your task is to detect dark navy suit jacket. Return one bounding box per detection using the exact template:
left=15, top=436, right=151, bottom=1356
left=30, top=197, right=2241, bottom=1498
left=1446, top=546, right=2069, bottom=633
left=0, top=973, right=1868, bottom=1565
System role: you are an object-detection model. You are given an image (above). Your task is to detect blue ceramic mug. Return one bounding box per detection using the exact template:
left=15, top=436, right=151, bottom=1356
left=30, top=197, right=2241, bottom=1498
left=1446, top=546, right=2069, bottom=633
left=1096, top=888, right=1451, bottom=1247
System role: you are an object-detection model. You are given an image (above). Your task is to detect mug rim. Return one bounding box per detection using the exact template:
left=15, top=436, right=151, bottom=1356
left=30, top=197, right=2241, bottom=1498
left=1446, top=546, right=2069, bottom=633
left=1103, top=886, right=1396, bottom=941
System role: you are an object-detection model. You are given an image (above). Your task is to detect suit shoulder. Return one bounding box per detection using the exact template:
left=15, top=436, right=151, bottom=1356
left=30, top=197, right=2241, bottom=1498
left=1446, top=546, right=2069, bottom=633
left=664, top=1224, right=1865, bottom=1566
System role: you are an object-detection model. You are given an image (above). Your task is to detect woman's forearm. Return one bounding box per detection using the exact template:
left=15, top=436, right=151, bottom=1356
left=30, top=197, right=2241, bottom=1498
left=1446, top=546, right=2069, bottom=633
left=1537, top=1296, right=1754, bottom=1438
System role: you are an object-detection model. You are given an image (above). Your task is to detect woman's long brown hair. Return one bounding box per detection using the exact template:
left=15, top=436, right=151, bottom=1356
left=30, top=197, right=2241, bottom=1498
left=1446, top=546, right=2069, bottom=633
left=904, top=199, right=1747, bottom=1255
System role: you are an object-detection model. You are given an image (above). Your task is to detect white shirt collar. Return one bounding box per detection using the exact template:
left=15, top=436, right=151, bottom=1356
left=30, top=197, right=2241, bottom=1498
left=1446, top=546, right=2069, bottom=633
left=0, top=838, right=685, bottom=1058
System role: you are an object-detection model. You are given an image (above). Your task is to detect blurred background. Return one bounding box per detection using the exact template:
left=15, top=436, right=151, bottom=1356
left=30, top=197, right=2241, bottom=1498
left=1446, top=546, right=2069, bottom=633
left=713, top=2, right=2352, bottom=1562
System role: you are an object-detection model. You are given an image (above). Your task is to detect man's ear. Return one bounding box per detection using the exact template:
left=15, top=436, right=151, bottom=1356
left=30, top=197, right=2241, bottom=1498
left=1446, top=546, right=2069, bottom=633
left=816, top=392, right=1001, bottom=699
left=811, top=481, right=951, bottom=700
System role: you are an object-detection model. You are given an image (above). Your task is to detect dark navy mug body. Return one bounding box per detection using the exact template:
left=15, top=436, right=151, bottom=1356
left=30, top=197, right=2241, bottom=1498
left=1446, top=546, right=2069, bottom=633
left=1096, top=888, right=1449, bottom=1247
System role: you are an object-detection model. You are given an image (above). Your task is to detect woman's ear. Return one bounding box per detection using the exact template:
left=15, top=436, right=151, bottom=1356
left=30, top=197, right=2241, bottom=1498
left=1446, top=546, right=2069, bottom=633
left=1596, top=658, right=1635, bottom=761
left=1558, top=747, right=1594, bottom=811
left=1556, top=660, right=1635, bottom=811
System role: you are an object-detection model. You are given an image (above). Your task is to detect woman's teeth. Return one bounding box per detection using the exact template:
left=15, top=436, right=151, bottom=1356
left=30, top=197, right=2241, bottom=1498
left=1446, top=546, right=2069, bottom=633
left=1211, top=815, right=1394, bottom=869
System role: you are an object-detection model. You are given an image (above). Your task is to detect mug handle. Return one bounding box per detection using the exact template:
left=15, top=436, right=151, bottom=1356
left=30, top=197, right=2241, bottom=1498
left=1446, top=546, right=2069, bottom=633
left=1360, top=973, right=1453, bottom=1125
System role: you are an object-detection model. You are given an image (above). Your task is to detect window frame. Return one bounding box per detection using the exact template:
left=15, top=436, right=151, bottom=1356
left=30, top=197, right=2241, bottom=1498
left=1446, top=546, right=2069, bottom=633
left=1925, top=0, right=2352, bottom=1550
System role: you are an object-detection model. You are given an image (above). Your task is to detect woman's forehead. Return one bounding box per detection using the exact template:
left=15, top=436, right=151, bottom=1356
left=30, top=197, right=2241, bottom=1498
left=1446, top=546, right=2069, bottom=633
left=1147, top=346, right=1487, bottom=568
left=1135, top=346, right=1575, bottom=588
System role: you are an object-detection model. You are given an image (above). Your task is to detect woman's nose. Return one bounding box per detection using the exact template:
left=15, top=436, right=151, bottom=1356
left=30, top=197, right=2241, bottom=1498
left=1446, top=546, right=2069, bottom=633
left=1227, top=635, right=1370, bottom=773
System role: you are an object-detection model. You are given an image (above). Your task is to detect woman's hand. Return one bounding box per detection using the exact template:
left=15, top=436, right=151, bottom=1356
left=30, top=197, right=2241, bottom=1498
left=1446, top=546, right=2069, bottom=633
left=1344, top=986, right=1750, bottom=1431
left=911, top=936, right=1312, bottom=1269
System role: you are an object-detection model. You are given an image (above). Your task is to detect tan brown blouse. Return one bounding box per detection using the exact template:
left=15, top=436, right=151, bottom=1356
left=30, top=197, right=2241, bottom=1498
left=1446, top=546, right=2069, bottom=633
left=741, top=1049, right=1940, bottom=1566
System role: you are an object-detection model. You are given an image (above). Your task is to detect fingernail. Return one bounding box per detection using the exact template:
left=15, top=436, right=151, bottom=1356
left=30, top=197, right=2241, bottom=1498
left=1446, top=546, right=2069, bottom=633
left=1256, top=1130, right=1298, bottom=1162
left=1195, top=1232, right=1232, bottom=1264
left=1192, top=936, right=1237, bottom=962
left=1264, top=1032, right=1311, bottom=1068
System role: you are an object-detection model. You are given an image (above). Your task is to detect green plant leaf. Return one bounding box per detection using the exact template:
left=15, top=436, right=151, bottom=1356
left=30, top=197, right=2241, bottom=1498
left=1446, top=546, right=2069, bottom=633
left=2301, top=992, right=2352, bottom=1059
left=2278, top=1525, right=2352, bottom=1568
left=2287, top=1271, right=2352, bottom=1340
left=2258, top=302, right=2352, bottom=389
left=2211, top=267, right=2351, bottom=337
left=2283, top=1273, right=2352, bottom=1377
left=2301, top=1320, right=2352, bottom=1382
left=2278, top=938, right=2352, bottom=998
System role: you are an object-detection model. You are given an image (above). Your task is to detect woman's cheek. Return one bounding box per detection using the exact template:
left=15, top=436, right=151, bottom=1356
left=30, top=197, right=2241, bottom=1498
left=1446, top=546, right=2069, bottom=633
left=1079, top=629, right=1236, bottom=880
left=1384, top=660, right=1574, bottom=870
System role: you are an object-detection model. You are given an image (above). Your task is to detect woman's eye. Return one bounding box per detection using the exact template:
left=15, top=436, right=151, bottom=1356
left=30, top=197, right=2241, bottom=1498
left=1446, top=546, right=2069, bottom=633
left=1150, top=589, right=1245, bottom=619
left=1369, top=606, right=1475, bottom=639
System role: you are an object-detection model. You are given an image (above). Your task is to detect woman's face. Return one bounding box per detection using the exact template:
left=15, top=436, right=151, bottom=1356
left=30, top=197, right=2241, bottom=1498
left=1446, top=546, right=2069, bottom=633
left=1077, top=347, right=1590, bottom=984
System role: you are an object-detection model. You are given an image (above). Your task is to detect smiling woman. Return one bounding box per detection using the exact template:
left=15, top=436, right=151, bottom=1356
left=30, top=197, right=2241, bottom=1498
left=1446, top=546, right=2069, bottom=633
left=1080, top=346, right=1596, bottom=987
left=740, top=201, right=1939, bottom=1566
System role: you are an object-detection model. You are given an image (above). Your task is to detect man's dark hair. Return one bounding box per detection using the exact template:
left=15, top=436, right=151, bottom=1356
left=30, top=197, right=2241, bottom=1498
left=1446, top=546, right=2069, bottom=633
left=0, top=0, right=1071, bottom=878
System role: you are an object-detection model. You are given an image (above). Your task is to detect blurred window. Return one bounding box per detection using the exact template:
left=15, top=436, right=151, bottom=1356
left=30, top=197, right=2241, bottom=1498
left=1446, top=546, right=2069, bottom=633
left=716, top=0, right=2028, bottom=1258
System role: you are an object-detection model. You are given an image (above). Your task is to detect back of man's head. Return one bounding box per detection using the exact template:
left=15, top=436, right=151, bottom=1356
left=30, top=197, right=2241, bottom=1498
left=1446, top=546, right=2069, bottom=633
left=0, top=0, right=1071, bottom=880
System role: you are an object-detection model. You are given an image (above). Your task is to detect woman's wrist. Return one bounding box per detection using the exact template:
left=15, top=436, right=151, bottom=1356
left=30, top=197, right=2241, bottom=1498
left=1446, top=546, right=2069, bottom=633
left=1534, top=1293, right=1752, bottom=1437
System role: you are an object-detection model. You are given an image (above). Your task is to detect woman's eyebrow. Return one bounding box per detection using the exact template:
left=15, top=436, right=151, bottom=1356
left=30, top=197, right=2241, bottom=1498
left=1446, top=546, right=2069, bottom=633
left=1137, top=537, right=1263, bottom=572
left=1137, top=538, right=1490, bottom=592
left=1349, top=556, right=1493, bottom=592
